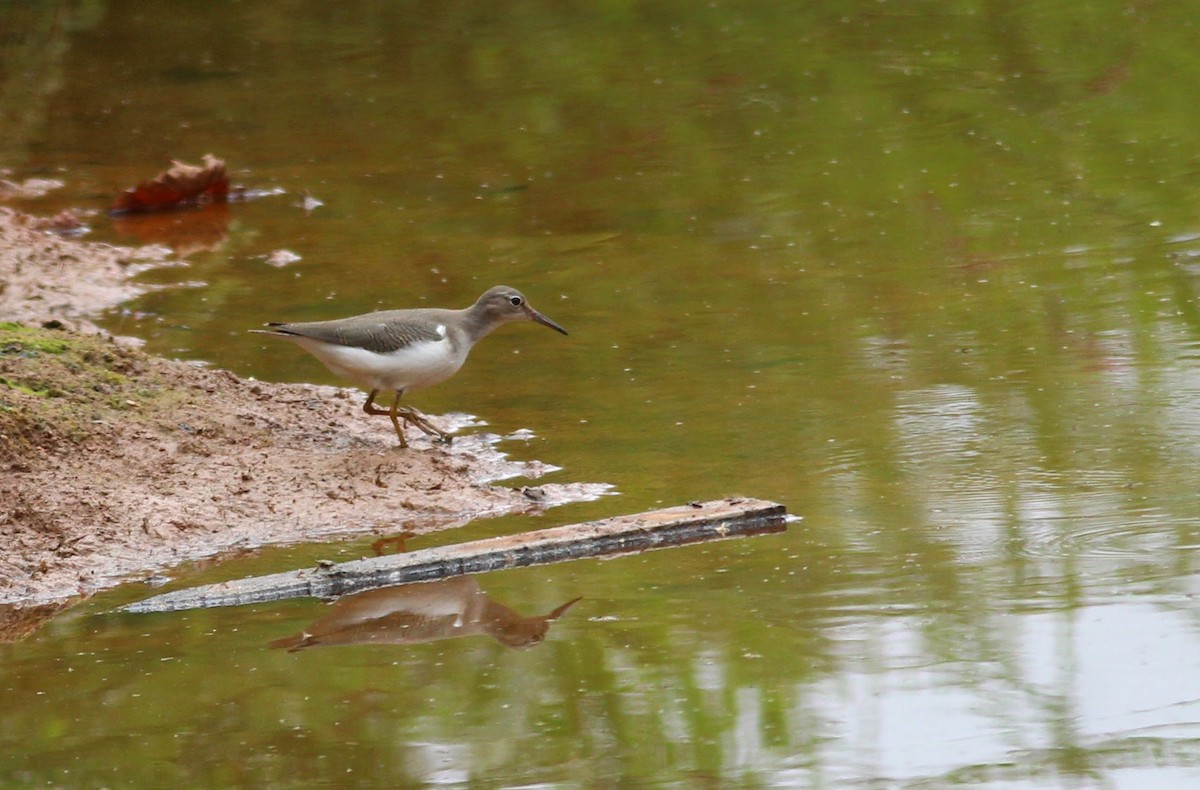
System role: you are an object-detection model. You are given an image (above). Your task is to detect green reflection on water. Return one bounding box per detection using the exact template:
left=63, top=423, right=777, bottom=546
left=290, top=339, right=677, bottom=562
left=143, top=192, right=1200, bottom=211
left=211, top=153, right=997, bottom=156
left=4, top=0, right=1200, bottom=786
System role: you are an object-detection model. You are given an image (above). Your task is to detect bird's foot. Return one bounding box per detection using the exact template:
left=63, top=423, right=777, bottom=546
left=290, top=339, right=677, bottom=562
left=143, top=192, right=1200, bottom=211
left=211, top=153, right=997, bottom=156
left=398, top=407, right=452, bottom=444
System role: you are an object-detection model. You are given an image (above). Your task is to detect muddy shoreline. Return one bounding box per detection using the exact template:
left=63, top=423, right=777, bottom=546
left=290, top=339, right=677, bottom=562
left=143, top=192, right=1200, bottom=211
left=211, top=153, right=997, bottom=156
left=0, top=207, right=606, bottom=612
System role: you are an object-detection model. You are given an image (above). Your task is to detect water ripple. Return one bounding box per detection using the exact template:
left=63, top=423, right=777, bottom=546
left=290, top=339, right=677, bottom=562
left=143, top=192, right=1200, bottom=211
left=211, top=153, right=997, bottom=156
left=1016, top=512, right=1178, bottom=561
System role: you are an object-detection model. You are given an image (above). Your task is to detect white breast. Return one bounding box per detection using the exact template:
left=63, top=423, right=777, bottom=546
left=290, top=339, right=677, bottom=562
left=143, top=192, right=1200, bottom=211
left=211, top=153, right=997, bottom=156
left=290, top=329, right=467, bottom=392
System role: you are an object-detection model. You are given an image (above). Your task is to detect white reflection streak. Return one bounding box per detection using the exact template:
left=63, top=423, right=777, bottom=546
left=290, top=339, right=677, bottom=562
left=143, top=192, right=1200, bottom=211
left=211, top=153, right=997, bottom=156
left=893, top=384, right=1009, bottom=560
left=805, top=597, right=1200, bottom=785
left=812, top=615, right=1002, bottom=783
left=731, top=687, right=764, bottom=769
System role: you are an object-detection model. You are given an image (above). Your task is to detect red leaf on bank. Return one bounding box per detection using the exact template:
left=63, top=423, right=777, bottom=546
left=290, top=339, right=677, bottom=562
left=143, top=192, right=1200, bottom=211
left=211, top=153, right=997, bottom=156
left=112, top=154, right=229, bottom=214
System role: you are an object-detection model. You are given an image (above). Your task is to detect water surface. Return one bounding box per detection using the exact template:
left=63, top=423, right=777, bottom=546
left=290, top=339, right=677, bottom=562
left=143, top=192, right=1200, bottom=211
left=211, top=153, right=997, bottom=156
left=3, top=1, right=1200, bottom=786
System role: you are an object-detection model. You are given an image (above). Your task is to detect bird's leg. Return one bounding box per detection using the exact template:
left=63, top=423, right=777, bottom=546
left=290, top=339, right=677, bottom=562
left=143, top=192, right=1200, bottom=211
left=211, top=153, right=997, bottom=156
left=365, top=390, right=416, bottom=432
left=363, top=390, right=450, bottom=446
left=396, top=403, right=453, bottom=444
left=362, top=389, right=390, bottom=416
left=371, top=531, right=416, bottom=556
left=362, top=389, right=408, bottom=448
left=387, top=397, right=410, bottom=448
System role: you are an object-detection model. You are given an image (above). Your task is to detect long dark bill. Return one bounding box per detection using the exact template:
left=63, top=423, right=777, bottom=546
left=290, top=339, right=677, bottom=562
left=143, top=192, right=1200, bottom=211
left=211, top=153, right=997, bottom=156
left=529, top=308, right=569, bottom=335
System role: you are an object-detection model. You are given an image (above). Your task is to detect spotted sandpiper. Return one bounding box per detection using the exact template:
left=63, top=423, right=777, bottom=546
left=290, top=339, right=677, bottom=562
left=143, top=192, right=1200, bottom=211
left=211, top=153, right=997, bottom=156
left=251, top=285, right=568, bottom=447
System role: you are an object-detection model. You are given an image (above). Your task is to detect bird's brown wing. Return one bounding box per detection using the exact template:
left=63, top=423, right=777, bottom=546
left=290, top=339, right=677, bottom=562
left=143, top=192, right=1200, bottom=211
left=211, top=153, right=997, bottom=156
left=265, top=310, right=446, bottom=354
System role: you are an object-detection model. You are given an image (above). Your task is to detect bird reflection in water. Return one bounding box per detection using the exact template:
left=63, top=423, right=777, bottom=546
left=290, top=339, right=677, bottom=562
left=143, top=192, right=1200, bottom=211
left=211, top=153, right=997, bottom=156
left=268, top=575, right=582, bottom=652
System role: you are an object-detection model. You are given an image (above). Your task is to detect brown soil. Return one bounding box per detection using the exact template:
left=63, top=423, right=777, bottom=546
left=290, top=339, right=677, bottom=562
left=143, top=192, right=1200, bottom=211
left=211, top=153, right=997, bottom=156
left=0, top=207, right=606, bottom=616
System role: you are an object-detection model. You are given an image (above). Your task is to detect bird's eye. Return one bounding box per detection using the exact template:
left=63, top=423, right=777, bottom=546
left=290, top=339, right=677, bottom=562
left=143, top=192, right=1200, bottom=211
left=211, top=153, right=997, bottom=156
left=509, top=296, right=523, bottom=307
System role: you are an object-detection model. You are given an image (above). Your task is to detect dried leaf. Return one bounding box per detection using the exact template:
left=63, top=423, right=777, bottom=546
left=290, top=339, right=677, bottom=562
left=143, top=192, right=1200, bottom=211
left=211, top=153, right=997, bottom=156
left=112, top=154, right=229, bottom=214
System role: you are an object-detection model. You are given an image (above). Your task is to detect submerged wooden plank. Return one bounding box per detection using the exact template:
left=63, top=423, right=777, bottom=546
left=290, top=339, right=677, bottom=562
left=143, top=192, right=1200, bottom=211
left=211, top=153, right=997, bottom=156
left=120, top=497, right=788, bottom=614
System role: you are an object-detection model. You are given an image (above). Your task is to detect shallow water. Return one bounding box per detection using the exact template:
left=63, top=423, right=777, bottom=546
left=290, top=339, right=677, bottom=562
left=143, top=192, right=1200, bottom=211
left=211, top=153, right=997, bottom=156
left=4, top=1, right=1200, bottom=786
